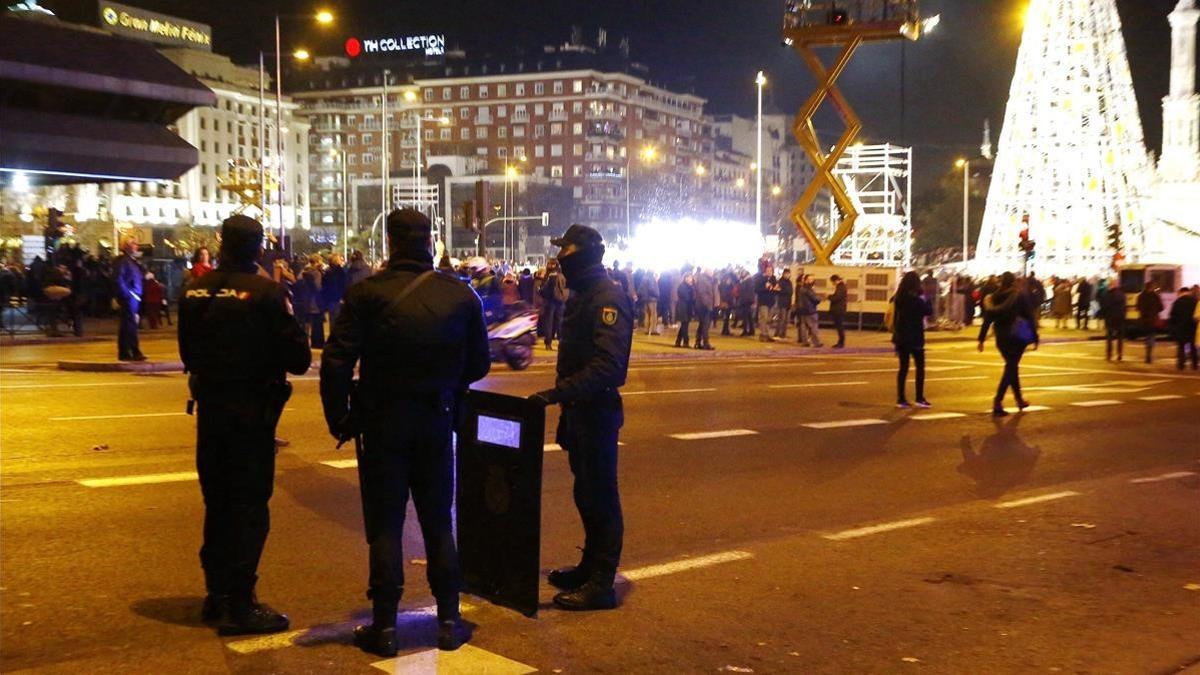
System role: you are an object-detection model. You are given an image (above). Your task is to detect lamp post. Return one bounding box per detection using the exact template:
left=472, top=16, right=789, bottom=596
left=955, top=158, right=970, bottom=264
left=625, top=145, right=657, bottom=240
left=381, top=68, right=389, bottom=256
left=755, top=71, right=767, bottom=235
left=271, top=9, right=333, bottom=253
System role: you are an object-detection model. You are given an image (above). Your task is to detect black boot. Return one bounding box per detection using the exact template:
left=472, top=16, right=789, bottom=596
left=547, top=565, right=589, bottom=591
left=437, top=618, right=471, bottom=651
left=201, top=594, right=229, bottom=624
left=553, top=579, right=617, bottom=611
left=353, top=601, right=398, bottom=657
left=218, top=594, right=289, bottom=636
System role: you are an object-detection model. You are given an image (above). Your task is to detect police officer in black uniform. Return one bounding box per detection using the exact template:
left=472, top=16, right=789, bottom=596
left=177, top=215, right=311, bottom=635
left=320, top=209, right=490, bottom=655
left=530, top=224, right=634, bottom=611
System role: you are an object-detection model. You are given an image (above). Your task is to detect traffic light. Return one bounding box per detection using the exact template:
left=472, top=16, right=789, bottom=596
left=1018, top=225, right=1036, bottom=258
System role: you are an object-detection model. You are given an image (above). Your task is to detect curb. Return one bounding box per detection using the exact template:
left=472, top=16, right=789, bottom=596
left=57, top=360, right=184, bottom=373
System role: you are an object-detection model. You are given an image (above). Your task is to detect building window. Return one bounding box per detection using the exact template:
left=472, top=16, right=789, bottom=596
left=551, top=165, right=563, bottom=178
left=476, top=127, right=488, bottom=139
left=199, top=117, right=206, bottom=130
left=534, top=125, right=545, bottom=138
left=535, top=145, right=545, bottom=158
left=497, top=146, right=508, bottom=158
left=424, top=129, right=434, bottom=140
left=534, top=82, right=544, bottom=95
left=498, top=127, right=508, bottom=138
left=348, top=134, right=357, bottom=145
left=551, top=123, right=563, bottom=136
left=348, top=154, right=357, bottom=164
left=460, top=108, right=470, bottom=119
left=553, top=81, right=564, bottom=94
left=573, top=80, right=583, bottom=94
left=551, top=144, right=563, bottom=157
left=573, top=165, right=582, bottom=177
left=362, top=133, right=373, bottom=145
left=514, top=126, right=525, bottom=138
left=424, top=88, right=433, bottom=101
left=460, top=86, right=470, bottom=99
left=515, top=83, right=525, bottom=96
left=442, top=87, right=451, bottom=100
left=478, top=85, right=488, bottom=98
left=200, top=140, right=207, bottom=152
left=514, top=146, right=526, bottom=159
left=440, top=128, right=451, bottom=140
left=498, top=105, right=507, bottom=118
left=460, top=127, right=470, bottom=140
left=572, top=122, right=583, bottom=135
left=497, top=83, right=507, bottom=97
left=573, top=143, right=583, bottom=156
left=573, top=101, right=583, bottom=113
left=534, top=103, right=544, bottom=116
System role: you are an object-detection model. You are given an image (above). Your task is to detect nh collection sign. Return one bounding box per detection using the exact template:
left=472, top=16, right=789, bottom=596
left=99, top=1, right=212, bottom=51
left=344, top=34, right=445, bottom=58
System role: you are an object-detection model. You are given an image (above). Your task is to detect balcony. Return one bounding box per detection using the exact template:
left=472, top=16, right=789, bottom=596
left=586, top=108, right=620, bottom=122
left=548, top=110, right=568, bottom=122
left=585, top=122, right=623, bottom=141
left=512, top=112, right=530, bottom=123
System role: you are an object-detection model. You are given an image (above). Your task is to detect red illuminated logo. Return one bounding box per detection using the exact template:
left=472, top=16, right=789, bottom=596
left=344, top=37, right=361, bottom=58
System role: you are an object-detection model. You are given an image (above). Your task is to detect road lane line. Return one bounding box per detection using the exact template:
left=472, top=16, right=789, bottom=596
left=823, top=517, right=936, bottom=541
left=669, top=429, right=758, bottom=441
left=923, top=376, right=989, bottom=382
left=814, top=366, right=970, bottom=375
left=1017, top=405, right=1053, bottom=412
left=51, top=411, right=187, bottom=421
left=1, top=381, right=180, bottom=391
left=78, top=471, right=198, bottom=488
left=621, top=550, right=754, bottom=581
left=802, top=418, right=889, bottom=430
left=768, top=380, right=867, bottom=389
left=622, top=387, right=717, bottom=396
left=1138, top=394, right=1185, bottom=401
left=320, top=459, right=358, bottom=469
left=1071, top=400, right=1123, bottom=407
left=372, top=645, right=536, bottom=674
left=910, top=412, right=968, bottom=421
left=993, top=491, right=1080, bottom=509
left=544, top=443, right=563, bottom=452
left=1130, top=471, right=1196, bottom=484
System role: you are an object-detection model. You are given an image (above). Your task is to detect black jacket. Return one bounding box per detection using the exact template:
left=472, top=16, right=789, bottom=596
left=545, top=265, right=633, bottom=405
left=319, top=258, right=490, bottom=429
left=828, top=281, right=848, bottom=315
left=177, top=264, right=311, bottom=393
left=979, top=288, right=1039, bottom=349
left=892, top=293, right=932, bottom=350
left=1169, top=294, right=1198, bottom=339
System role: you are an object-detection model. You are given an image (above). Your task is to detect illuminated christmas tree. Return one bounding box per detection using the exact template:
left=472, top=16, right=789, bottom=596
left=977, top=0, right=1153, bottom=275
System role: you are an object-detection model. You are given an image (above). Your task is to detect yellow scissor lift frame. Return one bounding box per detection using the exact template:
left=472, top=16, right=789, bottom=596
left=783, top=2, right=925, bottom=265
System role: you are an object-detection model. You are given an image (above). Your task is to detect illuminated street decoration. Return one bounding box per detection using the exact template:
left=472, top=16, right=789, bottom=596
left=832, top=143, right=912, bottom=267
left=977, top=0, right=1153, bottom=276
left=618, top=217, right=765, bottom=272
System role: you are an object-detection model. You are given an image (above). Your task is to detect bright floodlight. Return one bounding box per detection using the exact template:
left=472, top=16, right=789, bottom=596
left=505, top=165, right=519, bottom=178
left=694, top=164, right=707, bottom=176
left=292, top=48, right=311, bottom=61
left=771, top=185, right=783, bottom=196
left=403, top=90, right=418, bottom=102
left=12, top=171, right=30, bottom=192
left=641, top=145, right=658, bottom=161
left=955, top=158, right=967, bottom=169
left=616, top=217, right=767, bottom=272
left=315, top=9, right=334, bottom=24
left=755, top=71, right=767, bottom=87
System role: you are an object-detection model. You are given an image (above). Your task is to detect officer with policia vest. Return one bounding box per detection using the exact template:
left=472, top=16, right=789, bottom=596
left=320, top=208, right=490, bottom=655
left=177, top=214, right=311, bottom=635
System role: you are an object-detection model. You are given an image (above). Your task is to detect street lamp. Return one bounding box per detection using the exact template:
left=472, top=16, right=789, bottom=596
left=956, top=157, right=970, bottom=264
left=755, top=70, right=767, bottom=234
left=292, top=48, right=311, bottom=61
left=625, top=144, right=658, bottom=239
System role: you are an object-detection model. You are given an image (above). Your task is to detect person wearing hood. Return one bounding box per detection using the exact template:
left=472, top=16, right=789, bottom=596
left=320, top=209, right=490, bottom=655
left=529, top=224, right=633, bottom=612
left=978, top=272, right=1039, bottom=416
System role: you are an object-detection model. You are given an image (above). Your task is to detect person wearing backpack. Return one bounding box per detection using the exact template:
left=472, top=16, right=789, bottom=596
left=978, top=272, right=1039, bottom=416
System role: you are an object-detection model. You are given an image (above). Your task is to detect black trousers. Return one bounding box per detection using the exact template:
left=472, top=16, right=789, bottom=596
left=1075, top=304, right=1090, bottom=329
left=675, top=318, right=691, bottom=346
left=832, top=312, right=846, bottom=346
left=695, top=307, right=712, bottom=347
left=994, top=342, right=1028, bottom=406
left=1177, top=328, right=1199, bottom=369
left=557, top=402, right=624, bottom=586
left=1105, top=322, right=1125, bottom=360
left=358, top=397, right=460, bottom=620
left=196, top=394, right=276, bottom=599
left=117, top=299, right=140, bottom=358
left=307, top=313, right=325, bottom=348
left=896, top=347, right=925, bottom=402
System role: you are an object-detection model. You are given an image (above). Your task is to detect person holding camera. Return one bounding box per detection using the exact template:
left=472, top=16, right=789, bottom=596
left=177, top=215, right=311, bottom=636
left=320, top=209, right=490, bottom=656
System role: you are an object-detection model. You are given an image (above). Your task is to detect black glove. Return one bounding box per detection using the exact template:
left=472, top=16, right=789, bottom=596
left=329, top=412, right=359, bottom=447
left=528, top=389, right=557, bottom=406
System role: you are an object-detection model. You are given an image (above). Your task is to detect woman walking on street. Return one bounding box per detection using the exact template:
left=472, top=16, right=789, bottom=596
left=978, top=272, right=1039, bottom=416
left=892, top=271, right=933, bottom=408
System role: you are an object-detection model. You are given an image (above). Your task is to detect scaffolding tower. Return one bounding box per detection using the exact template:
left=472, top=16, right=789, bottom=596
left=830, top=143, right=912, bottom=266
left=781, top=0, right=930, bottom=265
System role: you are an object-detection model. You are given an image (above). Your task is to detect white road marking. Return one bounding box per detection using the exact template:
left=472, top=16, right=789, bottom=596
left=0, top=380, right=179, bottom=391
left=51, top=411, right=187, bottom=421
left=544, top=443, right=562, bottom=452
left=929, top=357, right=1200, bottom=381
left=993, top=491, right=1080, bottom=509
left=0, top=368, right=42, bottom=373
left=320, top=459, right=358, bottom=469
left=1017, top=405, right=1053, bottom=412
left=623, top=387, right=717, bottom=396
left=768, top=380, right=867, bottom=389
left=802, top=418, right=889, bottom=430
left=1071, top=400, right=1123, bottom=407
left=923, top=376, right=989, bottom=382
left=669, top=429, right=758, bottom=441
left=910, top=412, right=967, bottom=421
left=78, top=471, right=198, bottom=488
left=814, top=366, right=970, bottom=375
left=823, top=517, right=936, bottom=541
left=227, top=603, right=471, bottom=655
left=735, top=362, right=827, bottom=369
left=621, top=550, right=754, bottom=581
left=1018, top=371, right=1099, bottom=379
left=1130, top=471, right=1197, bottom=484
left=1138, top=394, right=1185, bottom=401
left=372, top=645, right=536, bottom=674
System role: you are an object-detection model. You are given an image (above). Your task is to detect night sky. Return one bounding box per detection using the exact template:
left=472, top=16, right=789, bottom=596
left=51, top=0, right=1184, bottom=185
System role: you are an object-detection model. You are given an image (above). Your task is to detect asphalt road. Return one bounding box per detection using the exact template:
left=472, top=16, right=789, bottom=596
left=2, top=334, right=1199, bottom=674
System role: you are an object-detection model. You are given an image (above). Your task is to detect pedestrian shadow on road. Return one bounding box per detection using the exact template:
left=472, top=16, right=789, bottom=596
left=130, top=595, right=208, bottom=627
left=956, top=414, right=1042, bottom=499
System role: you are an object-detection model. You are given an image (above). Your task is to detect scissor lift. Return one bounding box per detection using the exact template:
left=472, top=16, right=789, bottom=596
left=782, top=1, right=928, bottom=265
